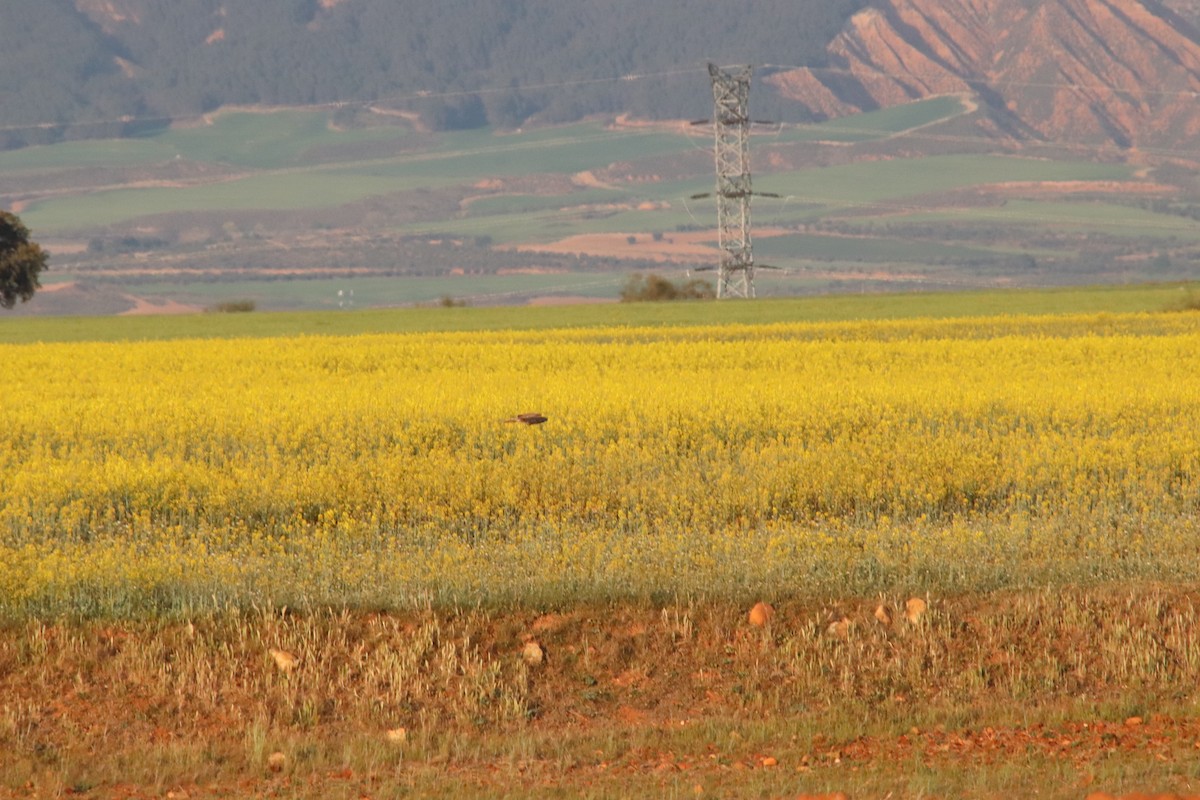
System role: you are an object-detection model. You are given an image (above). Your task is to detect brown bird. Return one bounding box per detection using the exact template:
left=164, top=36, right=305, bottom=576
left=504, top=412, right=548, bottom=425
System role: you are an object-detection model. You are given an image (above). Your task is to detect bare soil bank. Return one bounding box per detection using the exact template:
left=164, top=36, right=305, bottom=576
left=4, top=586, right=1200, bottom=798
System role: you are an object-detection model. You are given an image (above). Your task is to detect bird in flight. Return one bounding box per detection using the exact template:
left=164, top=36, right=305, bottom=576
left=504, top=412, right=548, bottom=425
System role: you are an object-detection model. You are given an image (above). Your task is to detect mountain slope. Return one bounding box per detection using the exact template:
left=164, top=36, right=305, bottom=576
left=9, top=0, right=1200, bottom=156
left=766, top=0, right=1200, bottom=151
left=0, top=0, right=863, bottom=149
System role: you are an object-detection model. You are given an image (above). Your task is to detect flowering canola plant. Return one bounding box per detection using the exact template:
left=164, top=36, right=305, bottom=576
left=2, top=311, right=1199, bottom=616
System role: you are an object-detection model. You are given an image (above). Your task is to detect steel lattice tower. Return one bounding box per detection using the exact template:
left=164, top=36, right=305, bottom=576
left=708, top=63, right=755, bottom=299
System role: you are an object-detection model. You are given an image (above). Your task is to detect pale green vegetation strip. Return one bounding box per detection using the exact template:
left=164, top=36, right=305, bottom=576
left=112, top=272, right=624, bottom=311
left=0, top=282, right=1195, bottom=344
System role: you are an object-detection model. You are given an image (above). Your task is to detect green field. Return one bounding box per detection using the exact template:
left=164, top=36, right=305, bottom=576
left=872, top=198, right=1200, bottom=237
left=4, top=101, right=1135, bottom=236
left=16, top=121, right=688, bottom=232
left=19, top=134, right=1137, bottom=237
left=754, top=231, right=1001, bottom=263
left=775, top=94, right=971, bottom=142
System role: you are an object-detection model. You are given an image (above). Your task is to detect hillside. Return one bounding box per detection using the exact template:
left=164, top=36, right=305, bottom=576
left=766, top=0, right=1200, bottom=151
left=0, top=0, right=862, bottom=149
left=9, top=0, right=1200, bottom=154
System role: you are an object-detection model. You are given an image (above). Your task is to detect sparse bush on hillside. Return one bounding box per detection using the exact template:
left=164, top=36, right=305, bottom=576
left=207, top=299, right=256, bottom=313
left=620, top=273, right=715, bottom=302
left=87, top=235, right=175, bottom=254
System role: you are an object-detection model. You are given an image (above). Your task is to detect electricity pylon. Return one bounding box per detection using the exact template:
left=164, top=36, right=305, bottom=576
left=708, top=63, right=756, bottom=299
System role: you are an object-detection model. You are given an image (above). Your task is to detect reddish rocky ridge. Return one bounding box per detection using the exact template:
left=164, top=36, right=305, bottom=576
left=768, top=0, right=1200, bottom=154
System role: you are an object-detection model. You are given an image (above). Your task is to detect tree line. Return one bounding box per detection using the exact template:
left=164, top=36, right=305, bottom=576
left=1, top=0, right=864, bottom=149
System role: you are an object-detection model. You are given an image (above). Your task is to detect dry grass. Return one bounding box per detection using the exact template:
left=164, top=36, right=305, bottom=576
left=4, top=586, right=1200, bottom=798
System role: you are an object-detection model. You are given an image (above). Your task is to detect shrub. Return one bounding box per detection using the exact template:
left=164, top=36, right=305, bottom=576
left=619, top=273, right=715, bottom=302
left=208, top=299, right=256, bottom=313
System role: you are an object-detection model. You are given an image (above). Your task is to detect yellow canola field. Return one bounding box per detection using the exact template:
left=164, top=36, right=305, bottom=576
left=3, top=312, right=1200, bottom=616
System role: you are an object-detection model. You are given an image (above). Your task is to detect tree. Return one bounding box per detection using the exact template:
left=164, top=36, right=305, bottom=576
left=0, top=211, right=48, bottom=309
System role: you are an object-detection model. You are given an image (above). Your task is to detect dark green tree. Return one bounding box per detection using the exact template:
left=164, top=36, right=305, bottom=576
left=0, top=211, right=48, bottom=309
